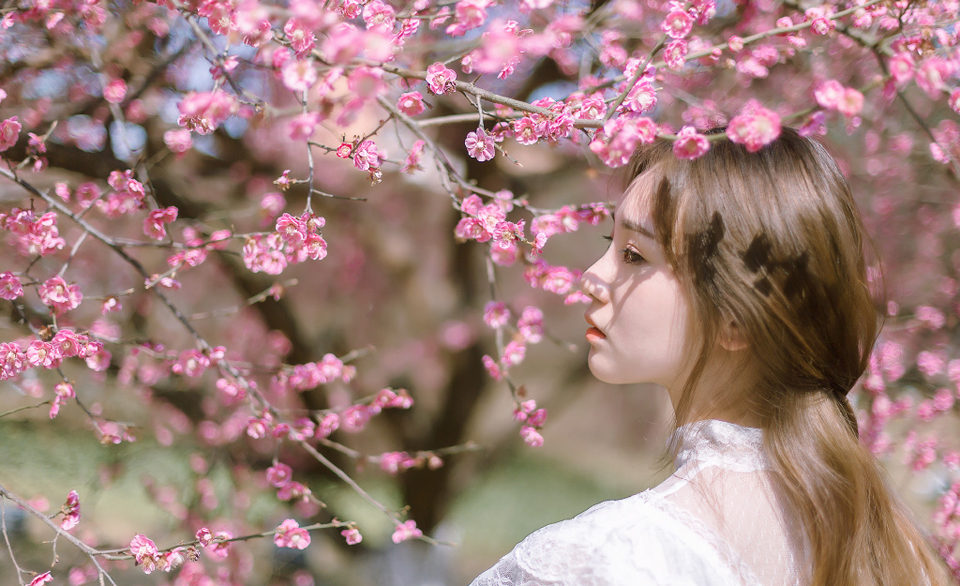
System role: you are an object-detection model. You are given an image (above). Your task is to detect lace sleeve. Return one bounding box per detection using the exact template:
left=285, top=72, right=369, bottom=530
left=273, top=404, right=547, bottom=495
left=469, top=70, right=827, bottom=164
left=469, top=494, right=743, bottom=586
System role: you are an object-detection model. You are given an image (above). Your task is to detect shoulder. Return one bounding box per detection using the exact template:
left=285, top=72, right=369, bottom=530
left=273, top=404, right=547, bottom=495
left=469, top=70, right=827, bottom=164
left=470, top=493, right=742, bottom=586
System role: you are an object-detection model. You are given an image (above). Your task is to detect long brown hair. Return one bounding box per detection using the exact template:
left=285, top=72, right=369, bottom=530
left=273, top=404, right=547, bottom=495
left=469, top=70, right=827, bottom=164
left=627, top=127, right=949, bottom=585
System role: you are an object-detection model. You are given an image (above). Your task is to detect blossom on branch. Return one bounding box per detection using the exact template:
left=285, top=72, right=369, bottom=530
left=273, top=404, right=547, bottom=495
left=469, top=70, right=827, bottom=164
left=425, top=62, right=457, bottom=95
left=274, top=519, right=311, bottom=549
left=672, top=126, right=710, bottom=160
left=465, top=127, right=495, bottom=162
left=59, top=489, right=80, bottom=530
left=391, top=519, right=422, bottom=543
left=0, top=116, right=21, bottom=151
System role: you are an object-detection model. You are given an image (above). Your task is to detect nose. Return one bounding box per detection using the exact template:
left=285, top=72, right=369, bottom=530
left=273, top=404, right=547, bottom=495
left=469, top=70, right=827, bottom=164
left=580, top=256, right=611, bottom=303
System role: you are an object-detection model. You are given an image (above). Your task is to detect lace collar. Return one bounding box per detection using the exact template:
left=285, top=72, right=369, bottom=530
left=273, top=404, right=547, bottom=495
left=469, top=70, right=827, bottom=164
left=673, top=419, right=768, bottom=472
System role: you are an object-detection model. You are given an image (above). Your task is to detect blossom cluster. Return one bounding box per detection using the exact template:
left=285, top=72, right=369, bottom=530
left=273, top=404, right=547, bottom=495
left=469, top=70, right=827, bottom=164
left=243, top=212, right=328, bottom=274
left=1, top=329, right=108, bottom=382
left=0, top=208, right=66, bottom=257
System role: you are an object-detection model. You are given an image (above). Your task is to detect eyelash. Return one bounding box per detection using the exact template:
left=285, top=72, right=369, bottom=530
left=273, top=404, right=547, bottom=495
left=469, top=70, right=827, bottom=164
left=602, top=235, right=645, bottom=265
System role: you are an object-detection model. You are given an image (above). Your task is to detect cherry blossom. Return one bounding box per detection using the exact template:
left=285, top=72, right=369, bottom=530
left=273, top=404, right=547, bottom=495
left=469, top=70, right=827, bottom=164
left=425, top=62, right=457, bottom=95
left=397, top=91, right=426, bottom=116
left=391, top=519, right=423, bottom=543
left=341, top=527, right=362, bottom=545
left=60, top=490, right=80, bottom=530
left=726, top=104, right=781, bottom=152
left=144, top=207, right=178, bottom=240
left=274, top=519, right=311, bottom=549
left=672, top=126, right=711, bottom=160
left=38, top=276, right=82, bottom=316
left=0, top=116, right=21, bottom=151
left=465, top=127, right=495, bottom=162
left=662, top=10, right=693, bottom=39
left=0, top=272, right=23, bottom=300
left=28, top=572, right=52, bottom=586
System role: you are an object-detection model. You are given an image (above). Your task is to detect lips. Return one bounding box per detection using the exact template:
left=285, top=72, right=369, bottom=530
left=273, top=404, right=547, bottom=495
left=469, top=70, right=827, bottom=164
left=584, top=314, right=606, bottom=341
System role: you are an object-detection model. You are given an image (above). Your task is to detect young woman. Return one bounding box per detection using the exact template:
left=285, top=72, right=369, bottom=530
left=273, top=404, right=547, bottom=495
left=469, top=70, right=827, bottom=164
left=470, top=127, right=950, bottom=586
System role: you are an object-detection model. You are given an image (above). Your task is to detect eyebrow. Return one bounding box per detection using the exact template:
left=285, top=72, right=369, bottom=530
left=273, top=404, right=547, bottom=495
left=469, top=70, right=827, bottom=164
left=612, top=212, right=656, bottom=239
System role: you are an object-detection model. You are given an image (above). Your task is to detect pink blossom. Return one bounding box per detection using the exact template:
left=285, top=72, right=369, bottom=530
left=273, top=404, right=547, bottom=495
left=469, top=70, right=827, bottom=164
left=518, top=306, right=544, bottom=343
left=465, top=127, right=495, bottom=162
left=672, top=126, right=710, bottom=160
left=502, top=340, right=526, bottom=367
left=397, top=91, right=425, bottom=116
left=49, top=380, right=75, bottom=419
left=662, top=10, right=692, bottom=39
left=103, top=78, right=127, bottom=103
left=274, top=519, right=311, bottom=549
left=284, top=18, right=316, bottom=57
left=276, top=481, right=311, bottom=501
left=341, top=405, right=372, bottom=432
left=144, top=207, right=178, bottom=240
left=425, top=62, right=457, bottom=95
left=39, top=276, right=83, bottom=315
left=934, top=388, right=955, bottom=412
left=316, top=412, right=340, bottom=438
left=171, top=349, right=210, bottom=377
left=267, top=463, right=293, bottom=487
left=348, top=66, right=385, bottom=99
left=726, top=105, right=781, bottom=152
left=353, top=140, right=382, bottom=171
left=208, top=531, right=233, bottom=559
left=950, top=89, right=960, bottom=115
left=483, top=301, right=511, bottom=328
left=177, top=91, right=239, bottom=134
left=60, top=490, right=80, bottom=531
left=362, top=0, right=395, bottom=33
left=163, top=129, right=193, bottom=154
left=917, top=306, right=946, bottom=329
left=391, top=520, right=423, bottom=543
left=130, top=534, right=159, bottom=570
left=28, top=572, right=52, bottom=586
left=446, top=0, right=487, bottom=36
left=380, top=451, right=415, bottom=474
left=402, top=139, right=426, bottom=173
left=621, top=83, right=657, bottom=114
left=243, top=234, right=287, bottom=274
left=0, top=342, right=27, bottom=380
left=482, top=354, right=503, bottom=380
left=341, top=528, right=362, bottom=545
left=520, top=425, right=544, bottom=447
left=282, top=59, right=318, bottom=93
left=513, top=117, right=540, bottom=145
left=0, top=116, right=21, bottom=151
left=888, top=53, right=914, bottom=84
left=288, top=112, right=320, bottom=141
left=837, top=88, right=864, bottom=117
left=274, top=169, right=293, bottom=190
left=814, top=80, right=844, bottom=109
left=0, top=272, right=23, bottom=300
left=664, top=39, right=687, bottom=70
left=276, top=213, right=307, bottom=246
left=917, top=57, right=948, bottom=98
left=917, top=351, right=945, bottom=377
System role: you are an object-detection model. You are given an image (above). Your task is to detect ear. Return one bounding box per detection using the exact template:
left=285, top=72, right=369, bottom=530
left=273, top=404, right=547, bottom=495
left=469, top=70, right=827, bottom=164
left=719, top=320, right=749, bottom=352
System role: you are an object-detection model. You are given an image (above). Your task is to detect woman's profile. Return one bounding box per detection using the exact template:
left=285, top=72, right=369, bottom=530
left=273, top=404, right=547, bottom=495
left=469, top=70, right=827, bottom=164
left=470, top=127, right=951, bottom=586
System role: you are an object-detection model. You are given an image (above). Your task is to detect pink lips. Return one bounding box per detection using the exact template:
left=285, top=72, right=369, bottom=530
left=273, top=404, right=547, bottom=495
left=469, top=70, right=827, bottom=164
left=584, top=315, right=606, bottom=342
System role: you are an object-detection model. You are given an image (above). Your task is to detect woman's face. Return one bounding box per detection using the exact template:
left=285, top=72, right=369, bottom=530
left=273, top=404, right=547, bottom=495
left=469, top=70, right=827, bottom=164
left=580, top=172, right=692, bottom=390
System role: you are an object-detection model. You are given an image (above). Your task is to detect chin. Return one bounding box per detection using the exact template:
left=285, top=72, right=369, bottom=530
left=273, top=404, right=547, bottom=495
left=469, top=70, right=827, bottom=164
left=587, top=357, right=632, bottom=385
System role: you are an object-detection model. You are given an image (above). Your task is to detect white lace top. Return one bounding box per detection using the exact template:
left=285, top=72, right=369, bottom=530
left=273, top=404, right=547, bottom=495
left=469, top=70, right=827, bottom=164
left=470, top=420, right=807, bottom=586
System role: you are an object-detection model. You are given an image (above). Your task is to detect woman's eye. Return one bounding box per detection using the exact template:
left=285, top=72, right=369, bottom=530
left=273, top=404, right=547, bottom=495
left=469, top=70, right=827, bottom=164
left=619, top=247, right=645, bottom=265
left=602, top=235, right=613, bottom=243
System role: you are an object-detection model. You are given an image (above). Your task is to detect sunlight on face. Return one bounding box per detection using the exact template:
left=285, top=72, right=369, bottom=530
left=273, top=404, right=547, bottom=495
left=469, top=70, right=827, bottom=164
left=579, top=171, right=691, bottom=391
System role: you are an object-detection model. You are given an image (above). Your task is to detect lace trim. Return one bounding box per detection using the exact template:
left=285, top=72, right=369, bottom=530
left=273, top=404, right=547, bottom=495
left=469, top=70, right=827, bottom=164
left=674, top=419, right=769, bottom=473
left=640, top=492, right=765, bottom=586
